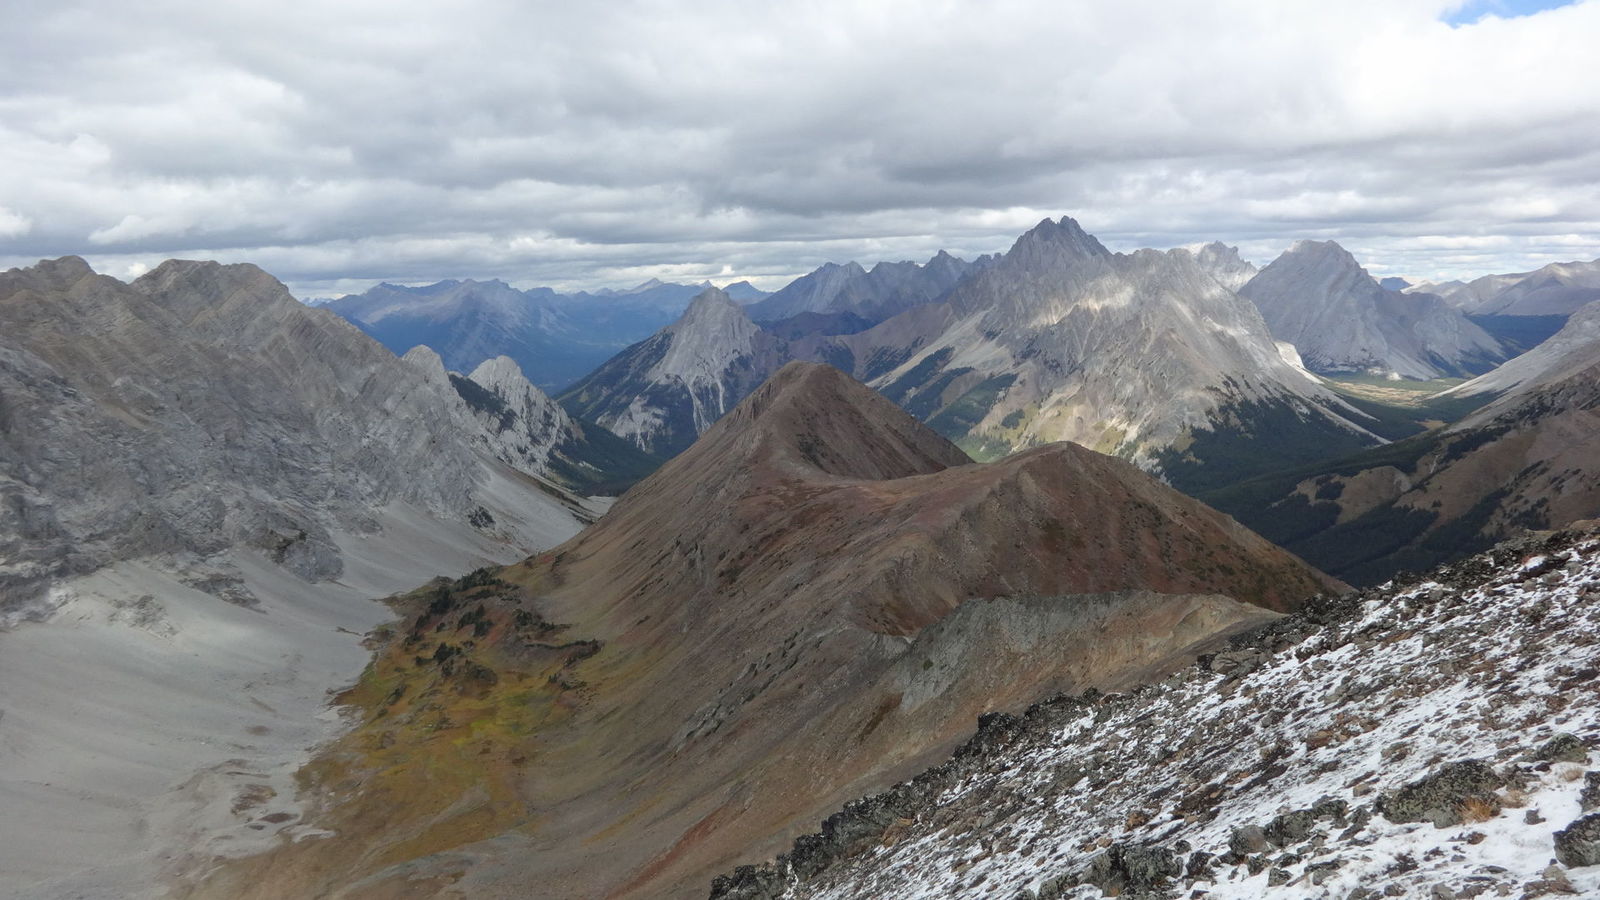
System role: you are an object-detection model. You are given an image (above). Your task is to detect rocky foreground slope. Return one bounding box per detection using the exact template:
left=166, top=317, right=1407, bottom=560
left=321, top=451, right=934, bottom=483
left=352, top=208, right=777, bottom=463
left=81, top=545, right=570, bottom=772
left=194, top=362, right=1338, bottom=900
left=712, top=524, right=1600, bottom=899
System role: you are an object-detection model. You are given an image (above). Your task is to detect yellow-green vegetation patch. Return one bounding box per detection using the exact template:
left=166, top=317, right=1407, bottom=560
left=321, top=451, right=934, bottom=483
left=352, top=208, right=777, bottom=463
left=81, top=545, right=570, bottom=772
left=279, top=566, right=604, bottom=879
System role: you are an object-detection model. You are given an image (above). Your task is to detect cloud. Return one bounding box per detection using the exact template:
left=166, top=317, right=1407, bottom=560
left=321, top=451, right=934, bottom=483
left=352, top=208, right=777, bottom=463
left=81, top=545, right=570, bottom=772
left=1, top=0, right=1597, bottom=295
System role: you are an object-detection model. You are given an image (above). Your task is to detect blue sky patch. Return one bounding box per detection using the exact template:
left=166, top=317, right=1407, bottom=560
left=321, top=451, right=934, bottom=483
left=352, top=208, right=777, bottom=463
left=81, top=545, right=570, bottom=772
left=1444, top=0, right=1579, bottom=26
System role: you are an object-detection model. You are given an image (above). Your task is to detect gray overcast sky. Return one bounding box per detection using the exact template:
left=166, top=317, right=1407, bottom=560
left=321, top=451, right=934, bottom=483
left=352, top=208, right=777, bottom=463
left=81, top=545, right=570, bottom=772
left=1, top=0, right=1597, bottom=297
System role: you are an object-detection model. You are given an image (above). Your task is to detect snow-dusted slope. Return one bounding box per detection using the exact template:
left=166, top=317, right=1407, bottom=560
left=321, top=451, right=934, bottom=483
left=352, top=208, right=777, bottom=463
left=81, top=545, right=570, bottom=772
left=559, top=287, right=789, bottom=457
left=1438, top=299, right=1600, bottom=403
left=1241, top=241, right=1508, bottom=379
left=713, top=525, right=1600, bottom=900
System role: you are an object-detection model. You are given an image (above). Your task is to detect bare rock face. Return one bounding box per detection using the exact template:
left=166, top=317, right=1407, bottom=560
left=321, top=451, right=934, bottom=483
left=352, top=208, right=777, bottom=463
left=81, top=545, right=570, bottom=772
left=1186, top=240, right=1258, bottom=291
left=1240, top=240, right=1509, bottom=379
left=0, top=257, right=587, bottom=612
left=204, top=362, right=1340, bottom=900
left=837, top=218, right=1382, bottom=491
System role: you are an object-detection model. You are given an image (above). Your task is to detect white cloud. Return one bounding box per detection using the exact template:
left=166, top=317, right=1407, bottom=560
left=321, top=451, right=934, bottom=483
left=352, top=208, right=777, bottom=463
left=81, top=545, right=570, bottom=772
left=0, top=207, right=32, bottom=238
left=1, top=0, right=1597, bottom=294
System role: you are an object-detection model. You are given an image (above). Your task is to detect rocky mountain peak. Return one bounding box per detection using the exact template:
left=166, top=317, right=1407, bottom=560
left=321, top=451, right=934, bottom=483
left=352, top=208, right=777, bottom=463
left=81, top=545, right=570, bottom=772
left=9, top=255, right=96, bottom=288
left=465, top=354, right=533, bottom=396
left=1010, top=215, right=1112, bottom=262
left=1284, top=238, right=1363, bottom=271
left=712, top=361, right=972, bottom=481
left=1243, top=241, right=1507, bottom=379
left=671, top=285, right=747, bottom=329
left=400, top=344, right=451, bottom=383
left=1190, top=241, right=1258, bottom=290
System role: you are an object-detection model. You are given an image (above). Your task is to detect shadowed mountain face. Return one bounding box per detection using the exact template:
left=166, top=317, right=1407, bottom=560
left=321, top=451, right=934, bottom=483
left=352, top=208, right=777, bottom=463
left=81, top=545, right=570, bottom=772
left=1439, top=298, right=1600, bottom=403
left=200, top=362, right=1340, bottom=900
left=1239, top=240, right=1508, bottom=380
left=1204, top=350, right=1600, bottom=586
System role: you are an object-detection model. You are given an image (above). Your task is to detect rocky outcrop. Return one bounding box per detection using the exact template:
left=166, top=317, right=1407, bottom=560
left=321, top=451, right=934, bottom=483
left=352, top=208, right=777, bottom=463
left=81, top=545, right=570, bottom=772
left=1186, top=240, right=1258, bottom=290
left=0, top=257, right=590, bottom=612
left=1240, top=240, right=1508, bottom=379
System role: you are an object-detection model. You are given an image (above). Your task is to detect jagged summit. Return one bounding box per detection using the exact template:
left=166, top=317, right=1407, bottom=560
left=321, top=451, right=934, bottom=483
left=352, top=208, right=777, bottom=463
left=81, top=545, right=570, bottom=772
left=1013, top=215, right=1112, bottom=259
left=1187, top=240, right=1259, bottom=290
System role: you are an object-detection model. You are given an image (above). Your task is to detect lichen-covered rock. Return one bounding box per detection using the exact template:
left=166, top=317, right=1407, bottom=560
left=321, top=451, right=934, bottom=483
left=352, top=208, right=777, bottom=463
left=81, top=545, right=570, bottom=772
left=1555, top=813, right=1600, bottom=868
left=1380, top=760, right=1504, bottom=828
left=1078, top=843, right=1181, bottom=896
left=1533, top=733, right=1590, bottom=765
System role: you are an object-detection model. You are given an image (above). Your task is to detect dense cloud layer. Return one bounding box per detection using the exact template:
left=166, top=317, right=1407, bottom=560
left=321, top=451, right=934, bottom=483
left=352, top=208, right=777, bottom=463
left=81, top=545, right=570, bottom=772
left=1, top=0, right=1597, bottom=295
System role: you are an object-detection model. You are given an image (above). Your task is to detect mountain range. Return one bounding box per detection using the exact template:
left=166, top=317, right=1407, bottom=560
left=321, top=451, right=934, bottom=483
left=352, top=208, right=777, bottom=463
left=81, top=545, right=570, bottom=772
left=3, top=218, right=1598, bottom=900
left=563, top=217, right=1387, bottom=493
left=324, top=276, right=768, bottom=391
